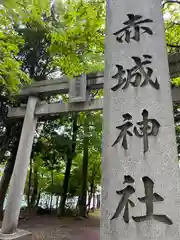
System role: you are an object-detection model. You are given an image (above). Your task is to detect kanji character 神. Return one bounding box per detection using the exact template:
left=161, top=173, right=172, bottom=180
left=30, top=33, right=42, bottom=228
left=134, top=109, right=160, bottom=153
left=112, top=113, right=133, bottom=149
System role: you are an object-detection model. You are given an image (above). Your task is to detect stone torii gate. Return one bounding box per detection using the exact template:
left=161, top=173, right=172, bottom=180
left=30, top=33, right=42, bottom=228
left=7, top=52, right=180, bottom=119
left=0, top=43, right=180, bottom=239
left=0, top=51, right=180, bottom=239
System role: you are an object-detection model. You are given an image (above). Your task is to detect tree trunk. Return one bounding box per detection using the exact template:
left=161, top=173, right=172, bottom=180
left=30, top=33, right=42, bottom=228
left=87, top=183, right=93, bottom=214
left=27, top=158, right=33, bottom=209
left=76, top=196, right=80, bottom=213
left=87, top=165, right=96, bottom=214
left=92, top=190, right=96, bottom=212
left=47, top=196, right=50, bottom=209
left=35, top=192, right=41, bottom=208
left=79, top=115, right=89, bottom=217
left=50, top=195, right=53, bottom=210
left=50, top=170, right=54, bottom=211
left=0, top=139, right=19, bottom=220
left=56, top=196, right=59, bottom=210
left=30, top=161, right=38, bottom=209
left=59, top=114, right=78, bottom=217
left=87, top=191, right=92, bottom=214
left=59, top=154, right=72, bottom=216
left=97, top=194, right=101, bottom=209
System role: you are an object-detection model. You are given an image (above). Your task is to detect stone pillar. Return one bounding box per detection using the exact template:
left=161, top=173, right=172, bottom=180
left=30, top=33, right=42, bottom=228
left=69, top=74, right=87, bottom=103
left=1, top=96, right=38, bottom=234
left=101, top=0, right=180, bottom=239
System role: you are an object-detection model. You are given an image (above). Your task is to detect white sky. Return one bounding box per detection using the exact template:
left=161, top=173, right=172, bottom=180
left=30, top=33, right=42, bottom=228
left=164, top=12, right=171, bottom=20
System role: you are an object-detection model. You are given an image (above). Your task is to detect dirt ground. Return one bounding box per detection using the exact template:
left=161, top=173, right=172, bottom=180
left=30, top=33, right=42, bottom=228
left=18, top=214, right=100, bottom=240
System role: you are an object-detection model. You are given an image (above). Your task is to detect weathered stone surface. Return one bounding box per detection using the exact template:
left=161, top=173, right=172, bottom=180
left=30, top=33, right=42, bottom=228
left=0, top=230, right=32, bottom=240
left=18, top=52, right=180, bottom=97
left=8, top=99, right=104, bottom=118
left=1, top=96, right=39, bottom=234
left=101, top=0, right=180, bottom=239
left=69, top=74, right=87, bottom=103
left=7, top=86, right=180, bottom=118
left=19, top=74, right=104, bottom=97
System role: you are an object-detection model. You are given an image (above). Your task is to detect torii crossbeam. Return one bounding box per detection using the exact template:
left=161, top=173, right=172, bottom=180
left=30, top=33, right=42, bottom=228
left=7, top=52, right=180, bottom=119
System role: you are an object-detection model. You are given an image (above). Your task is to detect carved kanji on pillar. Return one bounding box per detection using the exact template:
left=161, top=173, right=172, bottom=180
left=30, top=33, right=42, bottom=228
left=113, top=14, right=153, bottom=43
left=134, top=109, right=160, bottom=153
left=111, top=55, right=160, bottom=91
left=112, top=113, right=133, bottom=149
left=111, top=176, right=173, bottom=225
left=111, top=176, right=135, bottom=223
left=132, top=177, right=173, bottom=225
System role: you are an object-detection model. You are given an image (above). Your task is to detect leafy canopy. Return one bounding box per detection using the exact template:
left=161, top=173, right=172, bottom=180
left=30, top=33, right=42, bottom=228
left=0, top=0, right=105, bottom=93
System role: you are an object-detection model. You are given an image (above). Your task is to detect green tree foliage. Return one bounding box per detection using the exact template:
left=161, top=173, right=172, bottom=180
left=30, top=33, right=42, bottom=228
left=2, top=0, right=180, bottom=219
left=2, top=0, right=105, bottom=80
left=0, top=0, right=104, bottom=216
left=163, top=2, right=180, bottom=154
left=51, top=0, right=105, bottom=76
left=163, top=1, right=180, bottom=86
left=0, top=6, right=30, bottom=93
left=23, top=110, right=102, bottom=215
left=163, top=1, right=180, bottom=53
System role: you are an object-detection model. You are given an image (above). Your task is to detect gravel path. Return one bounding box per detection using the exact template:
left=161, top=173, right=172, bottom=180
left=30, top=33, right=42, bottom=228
left=19, top=215, right=100, bottom=240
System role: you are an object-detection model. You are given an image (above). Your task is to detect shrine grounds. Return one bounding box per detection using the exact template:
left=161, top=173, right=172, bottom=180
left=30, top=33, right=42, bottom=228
left=0, top=211, right=100, bottom=240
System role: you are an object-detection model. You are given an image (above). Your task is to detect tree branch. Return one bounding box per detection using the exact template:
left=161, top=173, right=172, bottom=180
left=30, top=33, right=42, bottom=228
left=162, top=0, right=180, bottom=8
left=167, top=43, right=180, bottom=48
